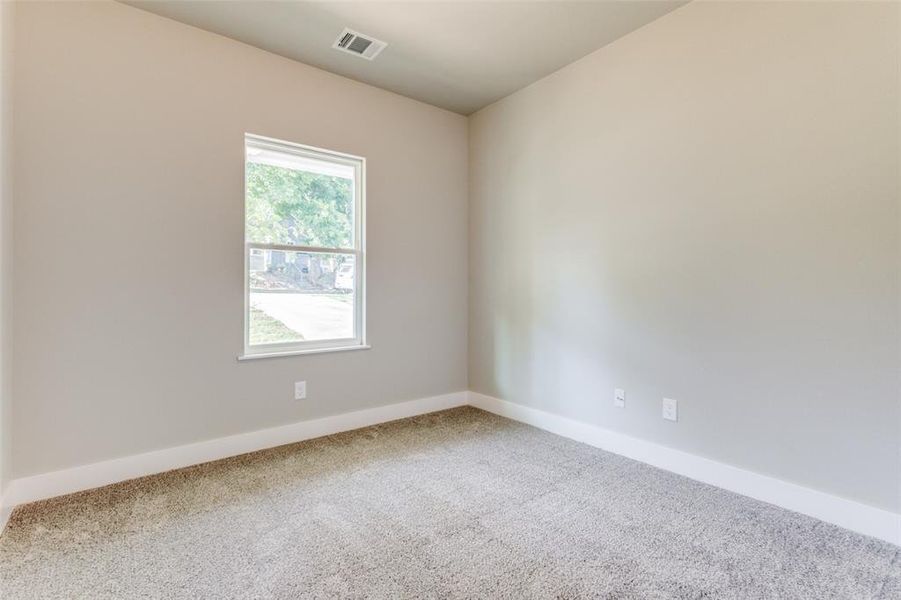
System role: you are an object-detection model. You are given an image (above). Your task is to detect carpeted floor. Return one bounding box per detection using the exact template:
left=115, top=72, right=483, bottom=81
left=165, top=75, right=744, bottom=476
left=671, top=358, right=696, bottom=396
left=1, top=407, right=898, bottom=599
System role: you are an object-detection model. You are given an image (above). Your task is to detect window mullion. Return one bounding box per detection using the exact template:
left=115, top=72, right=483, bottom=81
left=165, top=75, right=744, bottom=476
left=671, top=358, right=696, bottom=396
left=246, top=242, right=357, bottom=254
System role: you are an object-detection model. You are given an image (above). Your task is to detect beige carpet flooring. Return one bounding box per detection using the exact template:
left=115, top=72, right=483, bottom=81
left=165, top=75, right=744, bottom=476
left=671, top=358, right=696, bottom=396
left=1, top=407, right=898, bottom=599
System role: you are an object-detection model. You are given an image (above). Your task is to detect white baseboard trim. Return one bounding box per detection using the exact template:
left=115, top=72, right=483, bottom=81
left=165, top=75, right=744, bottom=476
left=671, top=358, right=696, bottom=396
left=468, top=391, right=901, bottom=547
left=3, top=389, right=898, bottom=547
left=2, top=391, right=468, bottom=520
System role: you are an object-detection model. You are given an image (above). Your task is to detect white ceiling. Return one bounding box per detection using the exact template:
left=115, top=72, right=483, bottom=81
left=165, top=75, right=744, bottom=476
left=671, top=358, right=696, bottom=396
left=122, top=1, right=687, bottom=115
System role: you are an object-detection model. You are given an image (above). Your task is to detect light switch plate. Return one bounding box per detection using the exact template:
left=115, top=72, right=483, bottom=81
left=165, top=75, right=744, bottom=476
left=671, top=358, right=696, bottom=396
left=614, top=388, right=626, bottom=408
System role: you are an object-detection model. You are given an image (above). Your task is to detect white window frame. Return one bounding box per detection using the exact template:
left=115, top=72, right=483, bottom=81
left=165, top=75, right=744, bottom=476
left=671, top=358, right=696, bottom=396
left=240, top=134, right=367, bottom=360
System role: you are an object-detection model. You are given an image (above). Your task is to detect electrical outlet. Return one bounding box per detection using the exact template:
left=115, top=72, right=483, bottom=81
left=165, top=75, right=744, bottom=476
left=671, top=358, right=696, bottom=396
left=294, top=381, right=307, bottom=400
left=662, top=397, right=678, bottom=422
left=614, top=388, right=625, bottom=408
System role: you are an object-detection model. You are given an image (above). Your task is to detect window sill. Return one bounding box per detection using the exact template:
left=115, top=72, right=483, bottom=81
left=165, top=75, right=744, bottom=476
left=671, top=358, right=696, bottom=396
left=237, top=345, right=371, bottom=361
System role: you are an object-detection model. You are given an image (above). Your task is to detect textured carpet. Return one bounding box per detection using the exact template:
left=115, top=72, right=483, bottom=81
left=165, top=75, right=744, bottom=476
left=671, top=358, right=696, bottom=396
left=1, top=407, right=898, bottom=599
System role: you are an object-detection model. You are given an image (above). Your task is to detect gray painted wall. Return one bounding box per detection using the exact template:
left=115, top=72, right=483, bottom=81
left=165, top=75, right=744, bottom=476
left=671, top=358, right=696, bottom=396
left=12, top=1, right=468, bottom=477
left=0, top=0, right=13, bottom=497
left=469, top=1, right=900, bottom=511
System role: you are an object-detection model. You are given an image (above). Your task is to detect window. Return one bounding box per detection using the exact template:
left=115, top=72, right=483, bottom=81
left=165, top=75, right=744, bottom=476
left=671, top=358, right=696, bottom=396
left=242, top=134, right=365, bottom=358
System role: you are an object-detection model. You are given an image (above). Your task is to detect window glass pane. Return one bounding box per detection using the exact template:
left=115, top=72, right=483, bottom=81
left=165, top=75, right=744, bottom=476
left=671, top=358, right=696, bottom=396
left=245, top=146, right=354, bottom=248
left=248, top=249, right=356, bottom=345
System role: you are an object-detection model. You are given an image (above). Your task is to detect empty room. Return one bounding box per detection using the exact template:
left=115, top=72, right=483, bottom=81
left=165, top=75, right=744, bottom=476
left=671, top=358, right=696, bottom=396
left=0, top=0, right=899, bottom=598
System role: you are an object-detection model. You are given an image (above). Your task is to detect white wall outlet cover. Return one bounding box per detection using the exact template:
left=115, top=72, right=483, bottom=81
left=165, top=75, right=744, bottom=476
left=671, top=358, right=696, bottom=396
left=662, top=397, right=678, bottom=422
left=294, top=381, right=307, bottom=400
left=614, top=388, right=626, bottom=408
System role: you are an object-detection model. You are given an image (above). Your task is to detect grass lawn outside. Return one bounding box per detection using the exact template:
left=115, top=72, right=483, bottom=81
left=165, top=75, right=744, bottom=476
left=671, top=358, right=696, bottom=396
left=249, top=307, right=303, bottom=345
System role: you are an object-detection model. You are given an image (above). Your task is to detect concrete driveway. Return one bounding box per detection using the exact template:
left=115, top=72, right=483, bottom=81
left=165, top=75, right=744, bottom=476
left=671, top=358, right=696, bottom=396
left=251, top=292, right=353, bottom=340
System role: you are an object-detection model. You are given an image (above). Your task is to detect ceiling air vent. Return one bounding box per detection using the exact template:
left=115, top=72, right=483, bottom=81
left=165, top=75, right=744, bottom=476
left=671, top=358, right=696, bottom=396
left=332, top=28, right=387, bottom=61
